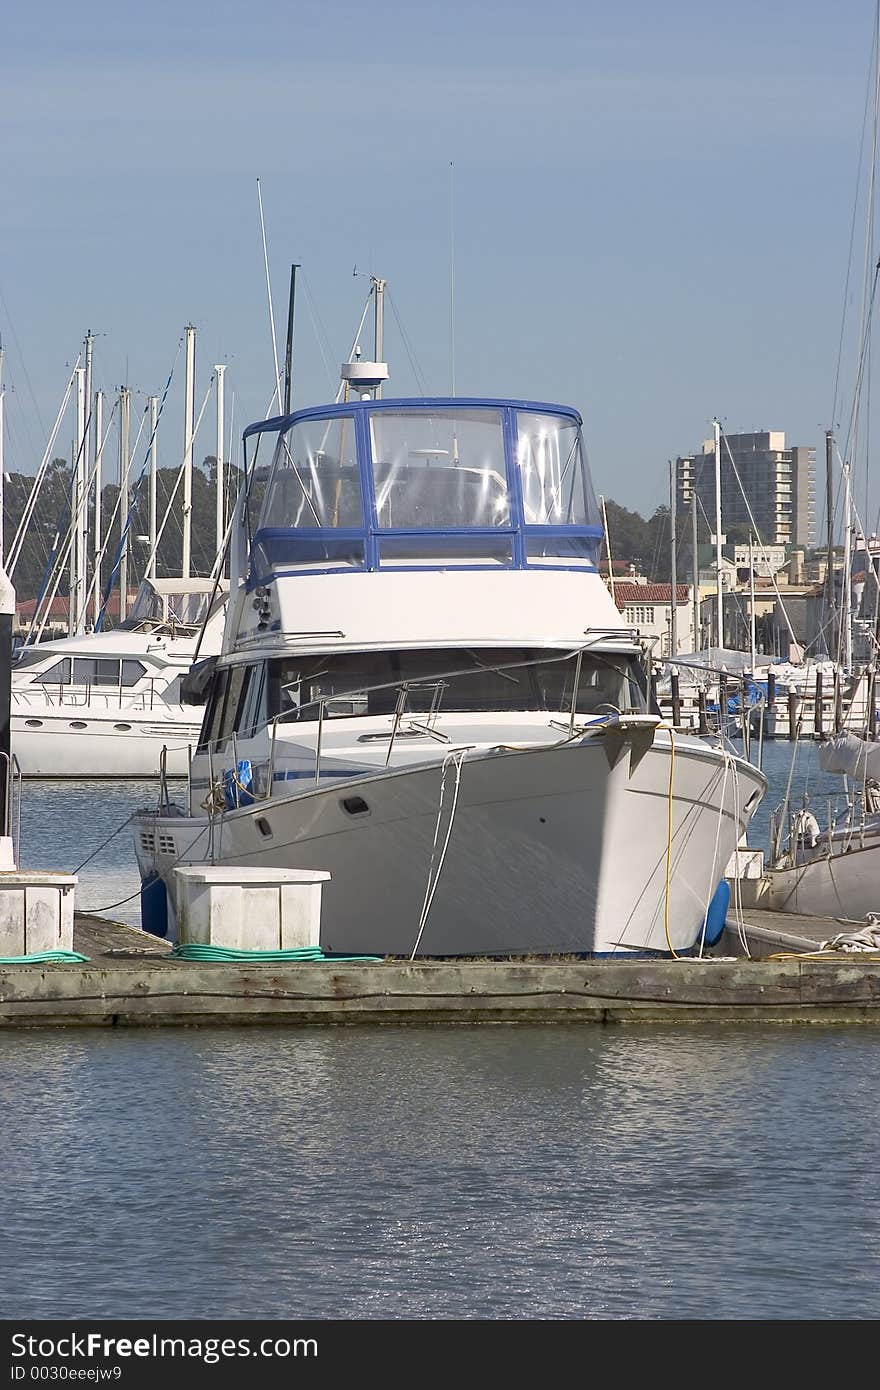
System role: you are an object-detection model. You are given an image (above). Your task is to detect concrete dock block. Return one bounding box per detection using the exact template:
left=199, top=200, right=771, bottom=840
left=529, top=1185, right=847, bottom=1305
left=0, top=872, right=77, bottom=956
left=172, top=866, right=330, bottom=950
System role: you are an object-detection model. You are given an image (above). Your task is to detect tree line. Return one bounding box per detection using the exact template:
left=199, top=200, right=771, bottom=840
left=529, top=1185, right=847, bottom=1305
left=4, top=459, right=720, bottom=609
left=4, top=454, right=234, bottom=605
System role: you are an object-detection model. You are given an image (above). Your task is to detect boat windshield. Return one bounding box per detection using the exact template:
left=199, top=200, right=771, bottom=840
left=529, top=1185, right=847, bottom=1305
left=370, top=409, right=509, bottom=529
left=246, top=401, right=602, bottom=575
left=259, top=415, right=362, bottom=530
left=268, top=647, right=647, bottom=721
left=120, top=583, right=216, bottom=631
left=516, top=411, right=598, bottom=527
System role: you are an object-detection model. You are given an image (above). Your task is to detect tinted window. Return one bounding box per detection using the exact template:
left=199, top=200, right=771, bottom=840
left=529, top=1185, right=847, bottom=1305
left=237, top=664, right=267, bottom=738
left=269, top=649, right=647, bottom=721
left=72, top=658, right=119, bottom=685
left=32, top=659, right=71, bottom=684
left=198, top=670, right=229, bottom=751
left=121, top=660, right=147, bottom=686
left=217, top=665, right=249, bottom=744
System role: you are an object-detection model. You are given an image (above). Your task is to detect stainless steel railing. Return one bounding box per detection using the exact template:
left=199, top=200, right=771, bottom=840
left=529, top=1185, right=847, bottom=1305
left=201, top=638, right=650, bottom=812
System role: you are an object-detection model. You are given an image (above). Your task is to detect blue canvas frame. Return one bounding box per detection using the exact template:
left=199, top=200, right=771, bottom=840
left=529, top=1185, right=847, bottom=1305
left=242, top=398, right=603, bottom=588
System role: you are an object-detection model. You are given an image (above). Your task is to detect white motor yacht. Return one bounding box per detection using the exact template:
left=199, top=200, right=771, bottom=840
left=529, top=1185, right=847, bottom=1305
left=133, top=393, right=766, bottom=956
left=11, top=576, right=228, bottom=777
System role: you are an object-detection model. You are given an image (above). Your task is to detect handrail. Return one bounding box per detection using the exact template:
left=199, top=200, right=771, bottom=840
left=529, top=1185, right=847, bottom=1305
left=196, top=638, right=646, bottom=764
left=199, top=640, right=653, bottom=807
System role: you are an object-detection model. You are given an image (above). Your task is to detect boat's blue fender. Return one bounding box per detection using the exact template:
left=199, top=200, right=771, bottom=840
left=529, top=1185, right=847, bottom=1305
left=140, top=871, right=169, bottom=939
left=702, top=879, right=730, bottom=947
left=223, top=759, right=254, bottom=810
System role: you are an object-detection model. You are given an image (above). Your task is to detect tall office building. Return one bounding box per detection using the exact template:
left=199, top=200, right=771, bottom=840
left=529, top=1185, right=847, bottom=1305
left=675, top=431, right=815, bottom=548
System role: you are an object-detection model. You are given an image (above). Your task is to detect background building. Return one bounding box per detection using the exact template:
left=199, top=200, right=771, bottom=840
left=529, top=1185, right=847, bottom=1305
left=676, top=431, right=815, bottom=548
left=610, top=578, right=695, bottom=656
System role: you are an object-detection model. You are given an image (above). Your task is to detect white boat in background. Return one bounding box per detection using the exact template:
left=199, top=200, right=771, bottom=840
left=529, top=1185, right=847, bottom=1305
left=11, top=576, right=228, bottom=777
left=765, top=727, right=880, bottom=920
left=132, top=357, right=766, bottom=955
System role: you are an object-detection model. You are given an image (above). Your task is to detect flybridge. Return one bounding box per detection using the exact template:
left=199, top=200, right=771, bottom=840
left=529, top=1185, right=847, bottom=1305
left=239, top=398, right=604, bottom=583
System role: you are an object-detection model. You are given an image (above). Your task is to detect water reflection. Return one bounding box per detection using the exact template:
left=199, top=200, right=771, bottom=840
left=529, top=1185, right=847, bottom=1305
left=0, top=1025, right=877, bottom=1319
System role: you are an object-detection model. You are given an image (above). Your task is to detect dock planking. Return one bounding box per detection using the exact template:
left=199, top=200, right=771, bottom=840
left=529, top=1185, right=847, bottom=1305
left=719, top=907, right=873, bottom=959
left=0, top=909, right=877, bottom=1027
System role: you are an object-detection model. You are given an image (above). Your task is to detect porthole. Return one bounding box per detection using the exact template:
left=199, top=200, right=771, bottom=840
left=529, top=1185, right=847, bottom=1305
left=69, top=721, right=87, bottom=730
left=342, top=796, right=370, bottom=816
left=25, top=719, right=43, bottom=728
left=114, top=723, right=132, bottom=731
left=255, top=817, right=273, bottom=839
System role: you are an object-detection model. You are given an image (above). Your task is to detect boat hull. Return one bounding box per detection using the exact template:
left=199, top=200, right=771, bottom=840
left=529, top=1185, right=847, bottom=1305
left=11, top=711, right=198, bottom=777
left=134, top=728, right=766, bottom=956
left=765, top=844, right=880, bottom=921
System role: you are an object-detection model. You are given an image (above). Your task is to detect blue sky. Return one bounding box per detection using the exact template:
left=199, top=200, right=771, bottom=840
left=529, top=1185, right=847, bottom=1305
left=1, top=0, right=877, bottom=526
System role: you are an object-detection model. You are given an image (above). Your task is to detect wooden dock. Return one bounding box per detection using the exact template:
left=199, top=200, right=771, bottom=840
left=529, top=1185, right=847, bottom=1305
left=0, top=910, right=876, bottom=1027
left=717, top=906, right=856, bottom=958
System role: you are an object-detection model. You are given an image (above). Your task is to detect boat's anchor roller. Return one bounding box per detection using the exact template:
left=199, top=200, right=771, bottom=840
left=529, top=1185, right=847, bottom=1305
left=598, top=714, right=661, bottom=772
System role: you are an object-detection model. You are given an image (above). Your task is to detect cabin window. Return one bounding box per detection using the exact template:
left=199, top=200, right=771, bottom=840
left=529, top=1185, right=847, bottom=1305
left=370, top=409, right=509, bottom=529
left=260, top=415, right=361, bottom=530
left=198, top=669, right=230, bottom=751
left=217, top=664, right=249, bottom=744
left=516, top=412, right=597, bottom=527
left=268, top=648, right=647, bottom=722
left=72, top=658, right=118, bottom=685
left=32, top=658, right=71, bottom=684
left=236, top=664, right=267, bottom=739
left=65, top=658, right=147, bottom=687
left=121, top=660, right=147, bottom=686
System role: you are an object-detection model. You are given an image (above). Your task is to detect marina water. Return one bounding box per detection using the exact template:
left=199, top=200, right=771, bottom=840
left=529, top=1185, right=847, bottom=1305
left=4, top=742, right=878, bottom=1320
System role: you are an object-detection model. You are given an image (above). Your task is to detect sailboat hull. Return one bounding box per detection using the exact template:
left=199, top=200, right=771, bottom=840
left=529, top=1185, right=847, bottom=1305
left=765, top=845, right=880, bottom=921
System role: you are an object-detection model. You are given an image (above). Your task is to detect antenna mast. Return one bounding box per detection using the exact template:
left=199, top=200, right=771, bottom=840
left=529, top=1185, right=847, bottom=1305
left=283, top=264, right=300, bottom=415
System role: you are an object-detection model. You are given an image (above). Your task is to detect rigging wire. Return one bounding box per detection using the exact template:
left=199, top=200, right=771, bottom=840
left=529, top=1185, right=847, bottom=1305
left=299, top=271, right=338, bottom=395
left=386, top=288, right=431, bottom=395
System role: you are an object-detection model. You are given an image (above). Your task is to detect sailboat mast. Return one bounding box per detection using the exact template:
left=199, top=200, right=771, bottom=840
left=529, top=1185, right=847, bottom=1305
left=182, top=324, right=196, bottom=579
left=713, top=418, right=723, bottom=652
left=749, top=533, right=757, bottom=669
left=843, top=455, right=853, bottom=672
left=0, top=342, right=5, bottom=568
left=825, top=429, right=836, bottom=656
left=79, top=333, right=93, bottom=634
left=148, top=394, right=158, bottom=581
left=118, top=386, right=131, bottom=622
left=691, top=490, right=700, bottom=652
left=92, top=389, right=103, bottom=628
left=214, top=364, right=226, bottom=565
left=668, top=459, right=678, bottom=657
left=72, top=365, right=86, bottom=634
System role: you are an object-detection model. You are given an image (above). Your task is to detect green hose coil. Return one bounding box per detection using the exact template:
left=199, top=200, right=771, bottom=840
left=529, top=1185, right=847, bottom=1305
left=170, top=944, right=381, bottom=963
left=0, top=951, right=91, bottom=964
